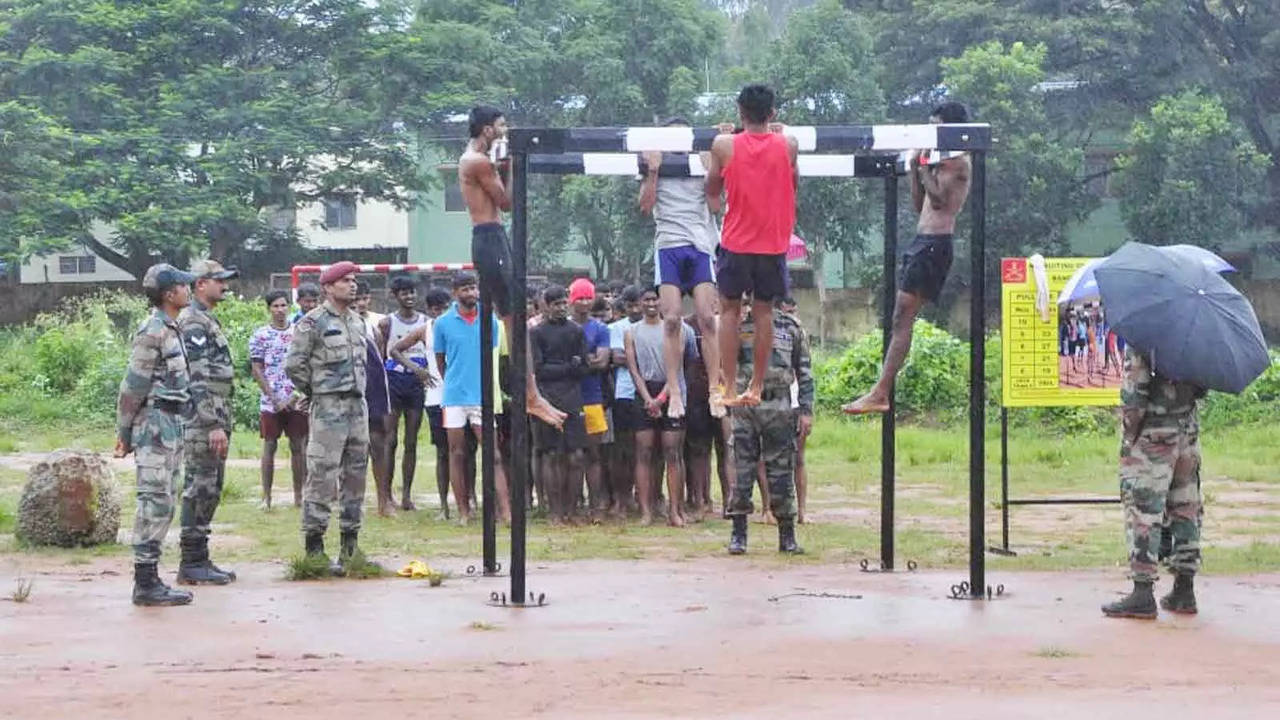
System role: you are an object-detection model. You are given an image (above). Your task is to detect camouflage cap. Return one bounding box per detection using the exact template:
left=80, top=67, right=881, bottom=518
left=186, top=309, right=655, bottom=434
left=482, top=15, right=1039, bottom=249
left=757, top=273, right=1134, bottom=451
left=189, top=259, right=240, bottom=280
left=142, top=263, right=196, bottom=290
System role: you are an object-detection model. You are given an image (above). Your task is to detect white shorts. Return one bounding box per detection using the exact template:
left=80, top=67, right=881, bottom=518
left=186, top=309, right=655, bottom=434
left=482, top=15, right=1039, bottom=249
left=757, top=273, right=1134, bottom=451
left=442, top=405, right=484, bottom=429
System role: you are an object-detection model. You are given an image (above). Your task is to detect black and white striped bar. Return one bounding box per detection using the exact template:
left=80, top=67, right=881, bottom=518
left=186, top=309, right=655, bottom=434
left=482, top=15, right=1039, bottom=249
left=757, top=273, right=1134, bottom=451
left=529, top=152, right=902, bottom=178
left=509, top=124, right=991, bottom=154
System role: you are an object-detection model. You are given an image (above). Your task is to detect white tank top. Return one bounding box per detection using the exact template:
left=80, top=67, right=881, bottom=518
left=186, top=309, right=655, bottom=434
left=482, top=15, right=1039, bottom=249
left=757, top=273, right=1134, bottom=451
left=387, top=312, right=428, bottom=372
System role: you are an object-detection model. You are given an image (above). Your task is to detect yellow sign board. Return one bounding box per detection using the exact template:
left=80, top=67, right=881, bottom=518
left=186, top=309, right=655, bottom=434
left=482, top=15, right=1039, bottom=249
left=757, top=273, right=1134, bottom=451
left=1000, top=257, right=1122, bottom=407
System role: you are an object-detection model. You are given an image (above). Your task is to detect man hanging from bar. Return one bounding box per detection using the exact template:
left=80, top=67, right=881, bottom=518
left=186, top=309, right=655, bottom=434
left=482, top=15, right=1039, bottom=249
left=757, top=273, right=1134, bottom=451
left=843, top=102, right=972, bottom=415
left=458, top=104, right=568, bottom=430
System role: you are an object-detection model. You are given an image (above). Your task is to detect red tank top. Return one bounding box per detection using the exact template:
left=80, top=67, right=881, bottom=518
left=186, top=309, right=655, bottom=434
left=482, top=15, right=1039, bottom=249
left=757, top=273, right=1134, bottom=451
left=721, top=132, right=796, bottom=255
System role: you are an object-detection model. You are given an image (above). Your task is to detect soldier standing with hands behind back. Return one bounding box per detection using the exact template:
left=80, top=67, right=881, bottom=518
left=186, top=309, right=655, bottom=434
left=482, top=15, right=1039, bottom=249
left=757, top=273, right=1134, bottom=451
left=115, top=264, right=197, bottom=607
left=286, top=261, right=376, bottom=575
left=176, top=260, right=239, bottom=586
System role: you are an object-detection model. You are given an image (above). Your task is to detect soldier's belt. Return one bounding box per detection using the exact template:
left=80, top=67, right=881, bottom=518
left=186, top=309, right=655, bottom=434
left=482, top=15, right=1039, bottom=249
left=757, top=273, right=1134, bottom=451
left=316, top=390, right=364, bottom=399
left=150, top=398, right=186, bottom=414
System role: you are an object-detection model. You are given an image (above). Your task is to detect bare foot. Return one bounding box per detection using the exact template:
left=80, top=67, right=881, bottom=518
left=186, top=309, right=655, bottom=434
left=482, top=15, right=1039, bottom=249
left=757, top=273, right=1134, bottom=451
left=258, top=499, right=272, bottom=512
left=639, top=512, right=654, bottom=527
left=765, top=511, right=777, bottom=526
left=708, top=385, right=727, bottom=418
left=842, top=392, right=890, bottom=415
left=435, top=510, right=449, bottom=522
left=667, top=391, right=686, bottom=419
left=456, top=513, right=472, bottom=527
left=400, top=499, right=417, bottom=512
left=723, top=385, right=762, bottom=408
left=377, top=502, right=397, bottom=518
left=797, top=512, right=807, bottom=525
left=549, top=516, right=566, bottom=527
left=667, top=511, right=686, bottom=528
left=527, top=390, right=567, bottom=429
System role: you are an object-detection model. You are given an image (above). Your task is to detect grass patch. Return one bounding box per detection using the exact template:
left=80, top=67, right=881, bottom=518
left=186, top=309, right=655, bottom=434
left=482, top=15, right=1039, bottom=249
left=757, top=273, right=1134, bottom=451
left=220, top=478, right=250, bottom=503
left=342, top=550, right=386, bottom=579
left=285, top=553, right=332, bottom=581
left=8, top=578, right=33, bottom=603
left=1032, top=645, right=1080, bottom=659
left=0, top=503, right=14, bottom=534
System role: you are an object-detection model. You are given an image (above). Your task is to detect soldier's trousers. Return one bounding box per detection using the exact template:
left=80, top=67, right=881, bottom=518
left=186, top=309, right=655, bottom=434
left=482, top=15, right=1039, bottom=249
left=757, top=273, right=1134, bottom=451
left=728, top=401, right=796, bottom=520
left=132, top=409, right=184, bottom=565
left=1121, top=417, right=1202, bottom=582
left=180, top=434, right=227, bottom=544
left=302, top=394, right=369, bottom=535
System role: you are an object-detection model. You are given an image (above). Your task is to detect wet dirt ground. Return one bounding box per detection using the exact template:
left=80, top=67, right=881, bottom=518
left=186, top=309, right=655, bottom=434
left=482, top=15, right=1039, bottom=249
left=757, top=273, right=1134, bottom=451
left=3, top=559, right=1279, bottom=719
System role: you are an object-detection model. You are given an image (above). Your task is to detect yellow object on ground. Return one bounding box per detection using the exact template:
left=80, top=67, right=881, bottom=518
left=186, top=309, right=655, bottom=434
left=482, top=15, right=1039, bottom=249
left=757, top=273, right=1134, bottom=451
left=397, top=560, right=433, bottom=579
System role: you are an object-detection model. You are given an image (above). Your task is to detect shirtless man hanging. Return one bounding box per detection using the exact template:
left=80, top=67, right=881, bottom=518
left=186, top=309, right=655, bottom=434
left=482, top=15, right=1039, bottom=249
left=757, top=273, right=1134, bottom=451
left=458, top=104, right=567, bottom=430
left=843, top=102, right=972, bottom=415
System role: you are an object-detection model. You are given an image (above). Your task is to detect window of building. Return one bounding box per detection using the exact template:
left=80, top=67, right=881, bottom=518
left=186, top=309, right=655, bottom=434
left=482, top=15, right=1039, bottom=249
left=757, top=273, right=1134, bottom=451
left=323, top=196, right=358, bottom=229
left=58, top=255, right=96, bottom=275
left=439, top=167, right=466, bottom=213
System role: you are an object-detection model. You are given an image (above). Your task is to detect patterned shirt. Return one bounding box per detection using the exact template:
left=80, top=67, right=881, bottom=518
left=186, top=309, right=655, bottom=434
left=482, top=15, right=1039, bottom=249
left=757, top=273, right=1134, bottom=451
left=249, top=324, right=296, bottom=413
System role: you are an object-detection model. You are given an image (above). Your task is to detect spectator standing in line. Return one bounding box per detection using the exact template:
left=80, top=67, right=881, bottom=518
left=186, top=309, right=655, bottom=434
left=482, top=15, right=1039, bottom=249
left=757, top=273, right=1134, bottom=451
left=608, top=287, right=644, bottom=518
left=434, top=272, right=511, bottom=525
left=391, top=286, right=453, bottom=518
left=626, top=286, right=697, bottom=526
left=250, top=291, right=308, bottom=510
left=355, top=279, right=395, bottom=516
left=569, top=279, right=612, bottom=521
left=531, top=285, right=589, bottom=525
left=292, top=282, right=321, bottom=325
left=379, top=276, right=432, bottom=511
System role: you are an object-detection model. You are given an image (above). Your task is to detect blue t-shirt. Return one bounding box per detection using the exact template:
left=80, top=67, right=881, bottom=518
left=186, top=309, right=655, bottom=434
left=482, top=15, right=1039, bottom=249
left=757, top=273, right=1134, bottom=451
left=610, top=318, right=636, bottom=400
left=433, top=304, right=500, bottom=408
left=578, top=317, right=610, bottom=405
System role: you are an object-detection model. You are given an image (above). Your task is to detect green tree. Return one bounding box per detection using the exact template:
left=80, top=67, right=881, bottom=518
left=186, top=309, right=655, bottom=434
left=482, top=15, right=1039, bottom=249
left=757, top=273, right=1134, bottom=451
left=1115, top=90, right=1268, bottom=249
left=0, top=0, right=426, bottom=279
left=0, top=102, right=74, bottom=265
left=940, top=41, right=1097, bottom=310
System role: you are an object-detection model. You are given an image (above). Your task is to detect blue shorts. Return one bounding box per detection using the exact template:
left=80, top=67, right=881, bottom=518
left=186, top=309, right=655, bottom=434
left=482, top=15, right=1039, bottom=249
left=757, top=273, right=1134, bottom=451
left=655, top=245, right=715, bottom=295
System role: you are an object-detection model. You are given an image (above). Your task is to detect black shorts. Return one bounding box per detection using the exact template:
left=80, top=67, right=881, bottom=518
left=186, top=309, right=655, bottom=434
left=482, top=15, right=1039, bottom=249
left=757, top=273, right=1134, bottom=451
left=638, top=381, right=685, bottom=433
left=898, top=234, right=953, bottom=304
left=716, top=248, right=789, bottom=302
left=426, top=405, right=447, bottom=447
left=387, top=370, right=425, bottom=412
left=472, top=222, right=514, bottom=316
left=611, top=398, right=642, bottom=433
left=534, top=412, right=587, bottom=454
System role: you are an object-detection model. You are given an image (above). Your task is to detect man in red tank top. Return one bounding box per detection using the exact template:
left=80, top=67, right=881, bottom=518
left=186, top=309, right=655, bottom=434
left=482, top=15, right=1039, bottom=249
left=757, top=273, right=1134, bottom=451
left=704, top=84, right=799, bottom=407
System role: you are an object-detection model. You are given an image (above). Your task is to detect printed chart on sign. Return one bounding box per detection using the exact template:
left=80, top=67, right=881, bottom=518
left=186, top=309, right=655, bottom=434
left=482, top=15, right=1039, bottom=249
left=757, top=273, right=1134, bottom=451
left=1000, top=257, right=1121, bottom=408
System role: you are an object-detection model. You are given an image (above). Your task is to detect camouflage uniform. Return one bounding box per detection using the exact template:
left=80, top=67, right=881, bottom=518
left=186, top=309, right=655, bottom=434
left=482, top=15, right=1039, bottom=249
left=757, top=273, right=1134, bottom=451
left=286, top=301, right=369, bottom=535
left=178, top=298, right=234, bottom=546
left=118, top=309, right=189, bottom=565
left=728, top=311, right=814, bottom=520
left=1120, top=346, right=1203, bottom=582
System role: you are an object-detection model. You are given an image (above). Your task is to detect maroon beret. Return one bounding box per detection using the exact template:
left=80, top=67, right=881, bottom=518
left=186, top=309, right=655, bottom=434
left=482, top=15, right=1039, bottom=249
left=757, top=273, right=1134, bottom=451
left=319, top=261, right=359, bottom=285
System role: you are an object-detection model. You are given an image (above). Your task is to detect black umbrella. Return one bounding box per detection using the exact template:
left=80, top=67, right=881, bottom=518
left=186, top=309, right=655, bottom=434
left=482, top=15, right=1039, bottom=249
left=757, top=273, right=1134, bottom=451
left=1094, top=242, right=1270, bottom=394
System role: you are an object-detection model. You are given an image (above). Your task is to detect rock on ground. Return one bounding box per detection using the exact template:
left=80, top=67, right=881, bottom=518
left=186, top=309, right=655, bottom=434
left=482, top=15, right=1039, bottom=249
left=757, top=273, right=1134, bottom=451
left=17, top=450, right=121, bottom=547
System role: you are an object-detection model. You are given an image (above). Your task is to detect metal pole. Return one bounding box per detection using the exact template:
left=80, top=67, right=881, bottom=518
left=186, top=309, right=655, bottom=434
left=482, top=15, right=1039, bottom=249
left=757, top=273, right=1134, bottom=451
left=968, top=151, right=988, bottom=597
left=1000, top=406, right=1009, bottom=552
left=509, top=151, right=530, bottom=603
left=479, top=267, right=497, bottom=574
left=880, top=174, right=898, bottom=571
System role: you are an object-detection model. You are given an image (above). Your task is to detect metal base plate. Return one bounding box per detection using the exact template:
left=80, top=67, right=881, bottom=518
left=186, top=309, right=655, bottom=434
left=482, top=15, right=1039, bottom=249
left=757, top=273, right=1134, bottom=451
left=487, top=591, right=549, bottom=608
left=947, top=581, right=1007, bottom=600
left=987, top=546, right=1018, bottom=557
left=859, top=558, right=919, bottom=573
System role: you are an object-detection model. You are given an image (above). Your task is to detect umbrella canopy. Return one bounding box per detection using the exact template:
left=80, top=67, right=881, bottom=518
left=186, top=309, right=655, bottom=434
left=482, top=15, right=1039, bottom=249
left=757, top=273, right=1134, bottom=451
left=1094, top=242, right=1268, bottom=394
left=1057, top=244, right=1234, bottom=306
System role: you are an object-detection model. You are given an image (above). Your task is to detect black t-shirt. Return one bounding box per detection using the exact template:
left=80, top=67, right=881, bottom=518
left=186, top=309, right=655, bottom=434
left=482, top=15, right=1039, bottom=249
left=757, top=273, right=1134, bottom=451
left=531, top=318, right=587, bottom=413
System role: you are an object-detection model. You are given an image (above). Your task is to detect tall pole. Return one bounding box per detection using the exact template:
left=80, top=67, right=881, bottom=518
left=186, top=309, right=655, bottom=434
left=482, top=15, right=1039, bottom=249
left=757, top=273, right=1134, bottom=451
left=479, top=252, right=497, bottom=575
left=968, top=151, right=988, bottom=596
left=880, top=174, right=898, bottom=571
left=509, top=151, right=530, bottom=603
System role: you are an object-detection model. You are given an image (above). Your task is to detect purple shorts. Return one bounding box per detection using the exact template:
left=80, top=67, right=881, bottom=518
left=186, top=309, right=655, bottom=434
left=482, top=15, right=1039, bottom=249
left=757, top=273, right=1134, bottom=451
left=655, top=245, right=715, bottom=295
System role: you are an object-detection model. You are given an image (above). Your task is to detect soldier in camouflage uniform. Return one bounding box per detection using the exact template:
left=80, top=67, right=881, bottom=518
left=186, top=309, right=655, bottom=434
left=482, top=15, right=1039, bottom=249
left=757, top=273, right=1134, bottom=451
left=286, top=261, right=376, bottom=574
left=115, top=264, right=197, bottom=606
left=726, top=299, right=814, bottom=555
left=1103, top=345, right=1205, bottom=619
left=176, top=260, right=240, bottom=586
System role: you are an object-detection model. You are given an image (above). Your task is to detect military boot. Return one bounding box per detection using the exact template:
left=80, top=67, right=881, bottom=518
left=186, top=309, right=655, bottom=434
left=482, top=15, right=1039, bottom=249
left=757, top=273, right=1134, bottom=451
left=305, top=532, right=343, bottom=576
left=777, top=518, right=804, bottom=554
left=177, top=537, right=234, bottom=586
left=1160, top=574, right=1198, bottom=615
left=1101, top=580, right=1157, bottom=619
left=727, top=515, right=748, bottom=555
left=132, top=563, right=194, bottom=607
left=337, top=531, right=383, bottom=577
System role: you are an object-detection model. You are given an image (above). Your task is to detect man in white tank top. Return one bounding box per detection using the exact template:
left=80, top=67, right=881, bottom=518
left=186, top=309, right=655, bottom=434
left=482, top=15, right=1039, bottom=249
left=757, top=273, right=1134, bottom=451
left=379, top=276, right=432, bottom=511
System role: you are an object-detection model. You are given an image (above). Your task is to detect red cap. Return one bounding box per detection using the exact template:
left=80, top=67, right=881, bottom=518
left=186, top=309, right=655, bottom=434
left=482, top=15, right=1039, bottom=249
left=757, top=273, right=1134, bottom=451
left=319, top=261, right=359, bottom=285
left=568, top=278, right=595, bottom=303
